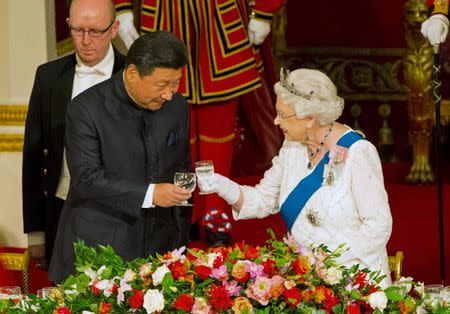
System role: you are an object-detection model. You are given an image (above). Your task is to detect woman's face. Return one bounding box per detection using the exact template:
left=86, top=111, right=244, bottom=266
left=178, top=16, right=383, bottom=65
left=274, top=98, right=308, bottom=142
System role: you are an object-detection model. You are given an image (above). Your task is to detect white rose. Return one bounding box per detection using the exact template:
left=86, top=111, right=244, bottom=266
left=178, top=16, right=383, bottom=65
left=368, top=291, right=388, bottom=311
left=324, top=267, right=343, bottom=285
left=143, top=289, right=165, bottom=313
left=152, top=264, right=170, bottom=286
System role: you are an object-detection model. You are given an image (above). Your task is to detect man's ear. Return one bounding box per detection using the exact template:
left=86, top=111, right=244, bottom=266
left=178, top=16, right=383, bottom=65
left=125, top=64, right=139, bottom=82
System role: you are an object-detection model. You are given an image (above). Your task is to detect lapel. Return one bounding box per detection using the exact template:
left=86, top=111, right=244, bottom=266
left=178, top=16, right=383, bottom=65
left=51, top=54, right=76, bottom=152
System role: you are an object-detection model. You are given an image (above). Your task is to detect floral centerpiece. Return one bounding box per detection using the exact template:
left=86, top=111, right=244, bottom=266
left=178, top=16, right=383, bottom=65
left=0, top=230, right=448, bottom=313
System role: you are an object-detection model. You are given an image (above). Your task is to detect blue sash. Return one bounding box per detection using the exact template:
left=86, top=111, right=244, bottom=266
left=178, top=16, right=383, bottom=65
left=280, top=131, right=363, bottom=231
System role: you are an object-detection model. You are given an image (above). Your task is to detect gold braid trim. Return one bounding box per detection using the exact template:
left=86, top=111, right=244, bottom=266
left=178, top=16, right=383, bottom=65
left=199, top=133, right=235, bottom=143
left=431, top=0, right=449, bottom=15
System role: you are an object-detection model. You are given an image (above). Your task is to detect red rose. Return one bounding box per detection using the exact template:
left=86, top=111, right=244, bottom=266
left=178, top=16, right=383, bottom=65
left=195, top=265, right=212, bottom=280
left=169, top=260, right=187, bottom=280
left=111, top=283, right=118, bottom=294
left=54, top=307, right=71, bottom=314
left=99, top=302, right=111, bottom=314
left=323, top=289, right=340, bottom=313
left=263, top=258, right=277, bottom=277
left=284, top=287, right=301, bottom=308
left=174, top=293, right=194, bottom=312
left=347, top=303, right=361, bottom=314
left=129, top=289, right=144, bottom=308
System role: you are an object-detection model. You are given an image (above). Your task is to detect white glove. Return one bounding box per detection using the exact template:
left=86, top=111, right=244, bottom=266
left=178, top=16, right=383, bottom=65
left=247, top=18, right=271, bottom=45
left=421, top=14, right=449, bottom=46
left=117, top=12, right=140, bottom=49
left=197, top=173, right=240, bottom=205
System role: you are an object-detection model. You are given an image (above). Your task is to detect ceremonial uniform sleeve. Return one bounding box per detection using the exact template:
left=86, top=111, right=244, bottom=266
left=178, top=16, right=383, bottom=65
left=114, top=0, right=133, bottom=14
left=251, top=0, right=286, bottom=23
left=427, top=0, right=449, bottom=16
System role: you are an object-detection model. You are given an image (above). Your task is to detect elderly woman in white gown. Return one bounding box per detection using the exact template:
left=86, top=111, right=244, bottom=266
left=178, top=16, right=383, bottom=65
left=197, top=68, right=393, bottom=287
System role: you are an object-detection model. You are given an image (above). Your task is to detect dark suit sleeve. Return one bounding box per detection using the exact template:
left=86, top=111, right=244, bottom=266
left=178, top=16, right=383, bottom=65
left=65, top=99, right=147, bottom=221
left=22, top=67, right=45, bottom=233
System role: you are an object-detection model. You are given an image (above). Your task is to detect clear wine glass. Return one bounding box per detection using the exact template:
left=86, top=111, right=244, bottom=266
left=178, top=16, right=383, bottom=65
left=174, top=172, right=196, bottom=206
left=194, top=160, right=215, bottom=195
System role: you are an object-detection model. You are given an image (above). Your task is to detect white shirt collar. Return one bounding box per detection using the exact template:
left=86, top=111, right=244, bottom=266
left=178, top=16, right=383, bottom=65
left=75, top=43, right=114, bottom=76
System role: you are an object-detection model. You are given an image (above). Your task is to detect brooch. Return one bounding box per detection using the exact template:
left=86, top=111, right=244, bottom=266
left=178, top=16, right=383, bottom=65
left=306, top=208, right=320, bottom=226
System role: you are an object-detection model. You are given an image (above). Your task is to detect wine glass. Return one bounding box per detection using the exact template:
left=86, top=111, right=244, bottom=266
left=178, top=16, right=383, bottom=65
left=174, top=172, right=196, bottom=206
left=195, top=160, right=215, bottom=195
left=37, top=287, right=53, bottom=299
left=0, top=286, right=22, bottom=305
left=424, top=284, right=444, bottom=305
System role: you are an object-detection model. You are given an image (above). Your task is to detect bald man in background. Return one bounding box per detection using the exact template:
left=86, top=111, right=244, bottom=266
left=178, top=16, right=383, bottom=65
left=22, top=0, right=125, bottom=270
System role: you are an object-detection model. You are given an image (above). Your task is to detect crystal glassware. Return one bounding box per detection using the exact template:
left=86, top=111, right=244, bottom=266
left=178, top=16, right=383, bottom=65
left=194, top=160, right=215, bottom=195
left=174, top=172, right=196, bottom=206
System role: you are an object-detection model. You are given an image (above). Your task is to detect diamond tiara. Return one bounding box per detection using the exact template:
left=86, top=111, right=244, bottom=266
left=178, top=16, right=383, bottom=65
left=279, top=68, right=315, bottom=100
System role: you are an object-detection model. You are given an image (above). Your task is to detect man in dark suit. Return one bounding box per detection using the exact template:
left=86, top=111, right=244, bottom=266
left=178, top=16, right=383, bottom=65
left=22, top=0, right=125, bottom=270
left=49, top=31, right=193, bottom=283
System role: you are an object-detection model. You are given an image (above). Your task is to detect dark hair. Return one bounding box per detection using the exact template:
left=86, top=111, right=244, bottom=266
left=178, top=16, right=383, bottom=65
left=125, top=31, right=188, bottom=77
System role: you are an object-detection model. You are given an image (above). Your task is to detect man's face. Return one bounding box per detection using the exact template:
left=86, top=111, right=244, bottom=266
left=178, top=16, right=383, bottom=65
left=67, top=0, right=118, bottom=66
left=125, top=66, right=182, bottom=111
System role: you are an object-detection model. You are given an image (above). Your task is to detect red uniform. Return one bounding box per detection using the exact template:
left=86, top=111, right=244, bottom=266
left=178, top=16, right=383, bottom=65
left=115, top=0, right=284, bottom=235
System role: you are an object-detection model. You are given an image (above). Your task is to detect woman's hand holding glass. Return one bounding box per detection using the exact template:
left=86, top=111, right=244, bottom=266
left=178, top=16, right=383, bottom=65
left=195, top=160, right=215, bottom=194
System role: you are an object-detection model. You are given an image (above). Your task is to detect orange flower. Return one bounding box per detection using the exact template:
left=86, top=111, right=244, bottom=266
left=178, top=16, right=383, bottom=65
left=399, top=299, right=415, bottom=313
left=232, top=261, right=250, bottom=283
left=232, top=297, right=254, bottom=314
left=292, top=256, right=311, bottom=275
left=314, top=286, right=327, bottom=304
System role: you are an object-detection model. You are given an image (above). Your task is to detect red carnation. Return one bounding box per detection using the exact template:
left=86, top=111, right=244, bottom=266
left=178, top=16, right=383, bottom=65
left=54, top=307, right=71, bottom=314
left=354, top=272, right=367, bottom=287
left=209, top=285, right=233, bottom=311
left=284, top=287, right=301, bottom=308
left=169, top=260, right=187, bottom=280
left=174, top=293, right=194, bottom=312
left=244, top=245, right=259, bottom=260
left=99, top=302, right=111, bottom=314
left=195, top=265, right=212, bottom=280
left=91, top=283, right=101, bottom=296
left=111, top=283, right=118, bottom=294
left=129, top=289, right=144, bottom=308
left=323, top=289, right=340, bottom=313
left=346, top=303, right=361, bottom=314
left=263, top=258, right=277, bottom=277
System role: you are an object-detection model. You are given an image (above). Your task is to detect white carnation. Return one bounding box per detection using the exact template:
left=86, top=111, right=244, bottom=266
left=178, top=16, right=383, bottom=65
left=368, top=291, right=388, bottom=311
left=143, top=289, right=165, bottom=313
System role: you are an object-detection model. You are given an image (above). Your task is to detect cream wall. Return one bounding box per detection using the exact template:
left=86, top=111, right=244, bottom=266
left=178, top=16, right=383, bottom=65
left=0, top=0, right=55, bottom=247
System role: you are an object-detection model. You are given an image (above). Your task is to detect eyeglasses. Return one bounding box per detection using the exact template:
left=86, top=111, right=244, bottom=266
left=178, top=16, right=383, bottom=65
left=275, top=112, right=296, bottom=122
left=67, top=20, right=115, bottom=38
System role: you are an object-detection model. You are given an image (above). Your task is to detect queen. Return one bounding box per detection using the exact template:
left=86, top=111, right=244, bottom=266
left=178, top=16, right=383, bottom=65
left=197, top=68, right=393, bottom=287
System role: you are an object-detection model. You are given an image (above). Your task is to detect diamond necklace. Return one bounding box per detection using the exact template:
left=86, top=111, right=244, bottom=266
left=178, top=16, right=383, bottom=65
left=307, top=122, right=334, bottom=170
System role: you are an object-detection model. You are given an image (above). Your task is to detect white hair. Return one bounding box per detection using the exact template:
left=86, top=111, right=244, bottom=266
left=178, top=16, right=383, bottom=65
left=274, top=68, right=344, bottom=125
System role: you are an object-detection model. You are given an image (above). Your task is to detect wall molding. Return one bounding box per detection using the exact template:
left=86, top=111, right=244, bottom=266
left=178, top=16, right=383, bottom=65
left=0, top=105, right=27, bottom=152
left=0, top=105, right=28, bottom=126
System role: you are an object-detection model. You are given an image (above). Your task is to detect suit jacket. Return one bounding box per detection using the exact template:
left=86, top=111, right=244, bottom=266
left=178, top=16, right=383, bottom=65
left=48, top=72, right=192, bottom=283
left=22, top=48, right=125, bottom=260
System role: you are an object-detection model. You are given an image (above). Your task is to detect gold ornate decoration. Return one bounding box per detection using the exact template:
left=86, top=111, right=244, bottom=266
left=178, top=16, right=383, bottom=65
left=276, top=48, right=406, bottom=102
left=403, top=0, right=435, bottom=183
left=56, top=37, right=74, bottom=56
left=0, top=105, right=27, bottom=152
left=0, top=105, right=28, bottom=126
left=378, top=103, right=396, bottom=162
left=350, top=103, right=363, bottom=133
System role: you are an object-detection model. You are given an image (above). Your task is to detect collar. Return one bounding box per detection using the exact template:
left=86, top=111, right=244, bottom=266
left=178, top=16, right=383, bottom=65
left=75, top=43, right=114, bottom=76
